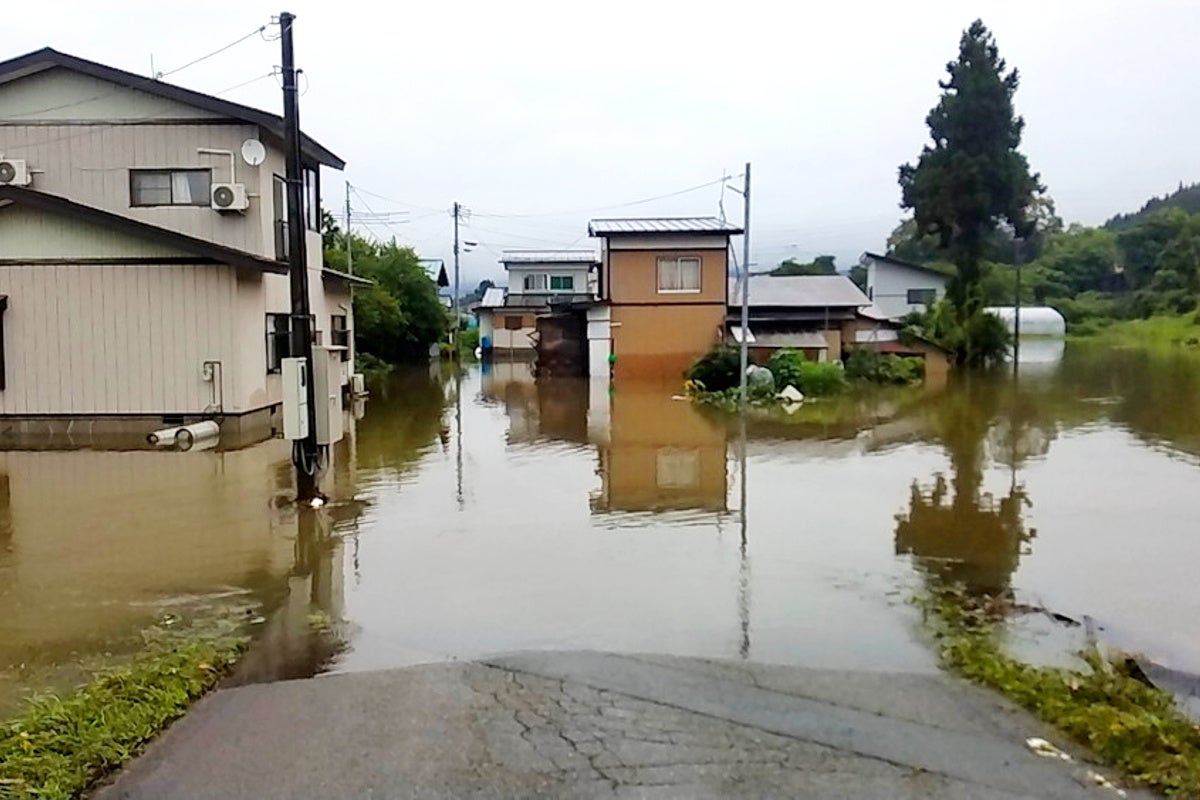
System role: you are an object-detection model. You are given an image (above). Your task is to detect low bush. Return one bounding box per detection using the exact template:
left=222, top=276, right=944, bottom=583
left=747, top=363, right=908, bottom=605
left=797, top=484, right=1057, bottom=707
left=767, top=349, right=847, bottom=396
left=686, top=346, right=741, bottom=392
left=843, top=349, right=924, bottom=385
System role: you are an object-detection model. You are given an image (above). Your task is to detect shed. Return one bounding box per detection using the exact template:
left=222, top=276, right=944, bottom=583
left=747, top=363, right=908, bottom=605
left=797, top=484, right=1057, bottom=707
left=985, top=306, right=1066, bottom=338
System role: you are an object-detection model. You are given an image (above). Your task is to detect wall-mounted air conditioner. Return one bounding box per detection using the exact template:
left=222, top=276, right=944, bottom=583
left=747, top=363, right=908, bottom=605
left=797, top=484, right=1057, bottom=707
left=211, top=182, right=249, bottom=212
left=0, top=159, right=31, bottom=186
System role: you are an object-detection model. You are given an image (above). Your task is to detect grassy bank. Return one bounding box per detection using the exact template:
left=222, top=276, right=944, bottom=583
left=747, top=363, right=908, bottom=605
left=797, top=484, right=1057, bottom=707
left=1074, top=314, right=1200, bottom=348
left=0, top=616, right=249, bottom=800
left=919, top=587, right=1200, bottom=797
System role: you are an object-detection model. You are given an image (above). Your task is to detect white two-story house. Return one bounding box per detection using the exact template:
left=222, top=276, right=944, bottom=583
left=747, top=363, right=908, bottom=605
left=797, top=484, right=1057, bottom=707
left=860, top=251, right=952, bottom=320
left=477, top=250, right=598, bottom=356
left=0, top=48, right=366, bottom=444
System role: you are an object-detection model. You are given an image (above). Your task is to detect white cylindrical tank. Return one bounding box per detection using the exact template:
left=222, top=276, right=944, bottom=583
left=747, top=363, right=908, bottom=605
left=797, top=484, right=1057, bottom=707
left=174, top=421, right=220, bottom=451
left=985, top=306, right=1066, bottom=337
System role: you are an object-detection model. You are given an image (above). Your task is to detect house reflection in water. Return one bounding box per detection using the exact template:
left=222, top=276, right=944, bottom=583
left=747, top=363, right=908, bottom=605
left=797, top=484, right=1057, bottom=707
left=480, top=362, right=728, bottom=516
left=0, top=415, right=364, bottom=711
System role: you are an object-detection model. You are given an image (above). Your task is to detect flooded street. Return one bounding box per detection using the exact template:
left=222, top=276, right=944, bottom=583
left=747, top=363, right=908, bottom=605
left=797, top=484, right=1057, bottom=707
left=3, top=341, right=1200, bottom=712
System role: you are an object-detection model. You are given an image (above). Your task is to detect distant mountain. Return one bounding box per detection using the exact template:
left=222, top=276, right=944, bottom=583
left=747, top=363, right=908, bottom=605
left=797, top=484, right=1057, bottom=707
left=1104, top=182, right=1200, bottom=231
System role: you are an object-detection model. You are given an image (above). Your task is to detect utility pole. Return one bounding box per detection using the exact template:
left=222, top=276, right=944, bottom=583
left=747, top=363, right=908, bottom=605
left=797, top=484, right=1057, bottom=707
left=344, top=180, right=352, bottom=275
left=280, top=10, right=319, bottom=500
left=738, top=162, right=752, bottom=408
left=1012, top=237, right=1023, bottom=376
left=452, top=201, right=461, bottom=356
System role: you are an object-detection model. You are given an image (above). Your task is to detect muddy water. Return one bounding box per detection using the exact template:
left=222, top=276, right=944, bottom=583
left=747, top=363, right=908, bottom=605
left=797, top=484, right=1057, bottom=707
left=3, top=341, right=1200, bottom=713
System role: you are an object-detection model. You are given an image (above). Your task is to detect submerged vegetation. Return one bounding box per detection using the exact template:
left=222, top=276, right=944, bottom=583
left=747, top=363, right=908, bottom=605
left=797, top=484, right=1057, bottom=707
left=919, top=587, right=1200, bottom=797
left=0, top=615, right=249, bottom=800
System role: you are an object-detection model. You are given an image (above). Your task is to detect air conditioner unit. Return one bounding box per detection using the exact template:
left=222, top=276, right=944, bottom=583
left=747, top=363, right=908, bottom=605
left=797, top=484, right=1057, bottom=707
left=0, top=159, right=31, bottom=186
left=210, top=182, right=249, bottom=212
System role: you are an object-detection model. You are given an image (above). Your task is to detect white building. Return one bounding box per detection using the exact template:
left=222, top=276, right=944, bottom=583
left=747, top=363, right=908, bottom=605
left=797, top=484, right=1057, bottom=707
left=477, top=250, right=599, bottom=356
left=861, top=251, right=952, bottom=320
left=0, top=48, right=365, bottom=442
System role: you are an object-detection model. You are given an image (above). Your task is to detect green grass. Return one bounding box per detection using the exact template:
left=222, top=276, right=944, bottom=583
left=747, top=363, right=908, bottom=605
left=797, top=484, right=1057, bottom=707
left=918, top=587, right=1200, bottom=797
left=1077, top=314, right=1200, bottom=348
left=0, top=617, right=249, bottom=800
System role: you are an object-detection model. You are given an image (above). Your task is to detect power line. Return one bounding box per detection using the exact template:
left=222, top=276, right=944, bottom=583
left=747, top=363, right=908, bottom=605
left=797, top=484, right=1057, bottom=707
left=0, top=23, right=270, bottom=121
left=471, top=175, right=739, bottom=219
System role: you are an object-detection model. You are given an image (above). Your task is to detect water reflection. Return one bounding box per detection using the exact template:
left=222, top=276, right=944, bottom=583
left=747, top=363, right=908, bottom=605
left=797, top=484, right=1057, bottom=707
left=0, top=410, right=370, bottom=713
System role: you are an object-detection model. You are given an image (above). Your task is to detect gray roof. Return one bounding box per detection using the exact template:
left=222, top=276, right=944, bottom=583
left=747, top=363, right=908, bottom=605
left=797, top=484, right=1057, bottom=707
left=500, top=249, right=599, bottom=265
left=728, top=275, right=871, bottom=309
left=480, top=287, right=507, bottom=308
left=861, top=251, right=955, bottom=279
left=0, top=48, right=344, bottom=169
left=588, top=217, right=744, bottom=236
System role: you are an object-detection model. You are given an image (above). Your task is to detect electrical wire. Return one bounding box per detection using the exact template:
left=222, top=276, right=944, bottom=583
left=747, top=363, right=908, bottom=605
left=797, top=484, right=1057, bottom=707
left=0, top=23, right=269, bottom=121
left=470, top=175, right=740, bottom=219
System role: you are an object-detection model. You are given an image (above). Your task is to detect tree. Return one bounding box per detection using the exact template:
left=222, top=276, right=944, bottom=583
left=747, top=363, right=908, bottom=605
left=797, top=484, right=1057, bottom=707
left=770, top=255, right=837, bottom=276
left=1116, top=208, right=1191, bottom=289
left=848, top=264, right=868, bottom=291
left=899, top=20, right=1040, bottom=365
left=1036, top=225, right=1118, bottom=295
left=323, top=218, right=447, bottom=363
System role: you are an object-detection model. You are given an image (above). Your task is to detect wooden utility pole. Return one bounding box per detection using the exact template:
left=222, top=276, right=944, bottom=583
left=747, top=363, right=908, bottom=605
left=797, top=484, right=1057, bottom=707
left=738, top=162, right=751, bottom=408
left=452, top=201, right=461, bottom=355
left=280, top=10, right=319, bottom=500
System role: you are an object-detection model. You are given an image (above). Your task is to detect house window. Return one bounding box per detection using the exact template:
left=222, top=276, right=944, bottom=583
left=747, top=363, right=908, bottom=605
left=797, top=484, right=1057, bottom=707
left=523, top=274, right=547, bottom=291
left=266, top=314, right=291, bottom=373
left=0, top=295, right=7, bottom=391
left=657, top=257, right=701, bottom=293
left=907, top=288, right=937, bottom=305
left=273, top=175, right=289, bottom=261
left=331, top=314, right=351, bottom=361
left=130, top=169, right=211, bottom=206
left=304, top=167, right=320, bottom=231
left=549, top=275, right=574, bottom=291
left=503, top=315, right=524, bottom=330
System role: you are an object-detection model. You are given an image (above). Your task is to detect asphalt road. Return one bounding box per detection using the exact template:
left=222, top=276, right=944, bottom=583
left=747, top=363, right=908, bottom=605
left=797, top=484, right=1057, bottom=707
left=95, top=651, right=1149, bottom=799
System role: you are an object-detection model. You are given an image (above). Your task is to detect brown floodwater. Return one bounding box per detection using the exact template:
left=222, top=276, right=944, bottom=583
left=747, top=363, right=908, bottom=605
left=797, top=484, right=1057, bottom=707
left=2, top=340, right=1200, bottom=714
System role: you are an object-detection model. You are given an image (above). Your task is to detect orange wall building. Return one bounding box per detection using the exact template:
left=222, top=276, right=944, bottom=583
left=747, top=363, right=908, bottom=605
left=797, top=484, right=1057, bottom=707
left=588, top=218, right=743, bottom=381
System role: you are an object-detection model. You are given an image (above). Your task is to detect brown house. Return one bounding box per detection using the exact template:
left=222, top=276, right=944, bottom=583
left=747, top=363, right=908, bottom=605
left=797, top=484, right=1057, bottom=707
left=588, top=217, right=742, bottom=380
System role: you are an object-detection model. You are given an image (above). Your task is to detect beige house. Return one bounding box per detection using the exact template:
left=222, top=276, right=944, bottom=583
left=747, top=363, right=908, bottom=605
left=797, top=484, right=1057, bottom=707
left=589, top=217, right=742, bottom=380
left=0, top=48, right=366, bottom=443
left=477, top=250, right=599, bottom=357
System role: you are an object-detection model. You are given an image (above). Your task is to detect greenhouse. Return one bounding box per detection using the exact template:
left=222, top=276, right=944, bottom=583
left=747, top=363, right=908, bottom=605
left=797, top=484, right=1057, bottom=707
left=985, top=306, right=1066, bottom=337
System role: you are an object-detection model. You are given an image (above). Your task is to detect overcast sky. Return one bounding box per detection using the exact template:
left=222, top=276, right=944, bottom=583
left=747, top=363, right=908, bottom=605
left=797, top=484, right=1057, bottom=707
left=8, top=1, right=1199, bottom=288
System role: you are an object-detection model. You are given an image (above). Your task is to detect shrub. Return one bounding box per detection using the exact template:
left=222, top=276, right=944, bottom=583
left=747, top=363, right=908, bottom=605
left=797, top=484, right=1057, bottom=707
left=844, top=349, right=924, bottom=384
left=686, top=346, right=741, bottom=392
left=768, top=349, right=847, bottom=396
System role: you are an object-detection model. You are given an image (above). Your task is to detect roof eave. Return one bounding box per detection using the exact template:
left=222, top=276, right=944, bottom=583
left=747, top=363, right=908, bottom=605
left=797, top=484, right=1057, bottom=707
left=0, top=48, right=345, bottom=170
left=0, top=186, right=287, bottom=274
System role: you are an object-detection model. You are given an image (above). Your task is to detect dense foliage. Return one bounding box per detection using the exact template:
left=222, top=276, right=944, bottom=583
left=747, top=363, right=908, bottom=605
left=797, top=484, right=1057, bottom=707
left=1105, top=181, right=1200, bottom=232
left=843, top=349, right=924, bottom=385
left=767, top=349, right=848, bottom=395
left=770, top=255, right=837, bottom=276
left=898, top=20, right=1039, bottom=366
left=902, top=300, right=1011, bottom=368
left=685, top=346, right=741, bottom=392
left=323, top=213, right=447, bottom=363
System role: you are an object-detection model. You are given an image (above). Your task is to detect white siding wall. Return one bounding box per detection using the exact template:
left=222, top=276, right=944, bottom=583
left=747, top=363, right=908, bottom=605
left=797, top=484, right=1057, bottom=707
left=0, top=263, right=238, bottom=415
left=867, top=260, right=949, bottom=320
left=505, top=263, right=594, bottom=297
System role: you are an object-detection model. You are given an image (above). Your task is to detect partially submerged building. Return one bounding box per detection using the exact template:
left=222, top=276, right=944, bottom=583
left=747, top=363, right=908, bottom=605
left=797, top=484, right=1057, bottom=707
left=861, top=251, right=952, bottom=320
left=477, top=250, right=598, bottom=357
left=588, top=217, right=742, bottom=380
left=0, top=48, right=365, bottom=442
left=726, top=274, right=871, bottom=363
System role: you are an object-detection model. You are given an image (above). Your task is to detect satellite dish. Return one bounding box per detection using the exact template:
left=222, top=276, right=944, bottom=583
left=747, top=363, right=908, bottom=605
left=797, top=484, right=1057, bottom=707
left=240, top=139, right=266, bottom=167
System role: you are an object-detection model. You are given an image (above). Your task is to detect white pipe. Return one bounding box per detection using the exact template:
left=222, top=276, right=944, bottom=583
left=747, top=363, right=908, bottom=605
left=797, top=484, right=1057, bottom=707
left=147, top=426, right=183, bottom=446
left=174, top=421, right=220, bottom=451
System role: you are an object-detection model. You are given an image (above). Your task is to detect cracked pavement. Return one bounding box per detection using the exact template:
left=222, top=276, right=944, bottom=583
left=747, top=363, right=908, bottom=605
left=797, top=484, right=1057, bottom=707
left=95, top=651, right=1152, bottom=799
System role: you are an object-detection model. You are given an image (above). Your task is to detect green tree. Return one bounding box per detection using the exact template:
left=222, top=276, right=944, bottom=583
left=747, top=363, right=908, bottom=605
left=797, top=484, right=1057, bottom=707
left=1117, top=208, right=1191, bottom=289
left=1035, top=225, right=1118, bottom=295
left=848, top=264, right=868, bottom=291
left=323, top=218, right=447, bottom=363
left=771, top=255, right=837, bottom=276
left=899, top=20, right=1040, bottom=365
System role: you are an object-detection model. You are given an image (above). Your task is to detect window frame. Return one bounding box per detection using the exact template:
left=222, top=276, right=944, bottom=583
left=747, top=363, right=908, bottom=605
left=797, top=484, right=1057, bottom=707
left=656, top=256, right=702, bottom=294
left=503, top=315, right=524, bottom=331
left=331, top=314, right=351, bottom=361
left=265, top=313, right=291, bottom=374
left=129, top=168, right=212, bottom=207
left=906, top=288, right=937, bottom=306
left=522, top=273, right=548, bottom=292
left=304, top=166, right=320, bottom=232
left=273, top=175, right=289, bottom=261
left=549, top=275, right=575, bottom=291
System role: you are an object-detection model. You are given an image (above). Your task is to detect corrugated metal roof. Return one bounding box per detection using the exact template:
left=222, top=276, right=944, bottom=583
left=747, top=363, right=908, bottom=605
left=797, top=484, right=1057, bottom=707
left=729, top=275, right=871, bottom=309
left=500, top=249, right=600, bottom=265
left=588, top=217, right=744, bottom=236
left=480, top=287, right=507, bottom=308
